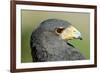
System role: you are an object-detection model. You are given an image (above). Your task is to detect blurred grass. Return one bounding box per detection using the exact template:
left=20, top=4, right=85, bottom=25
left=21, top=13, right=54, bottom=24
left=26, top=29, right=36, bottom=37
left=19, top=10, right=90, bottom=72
left=21, top=10, right=90, bottom=63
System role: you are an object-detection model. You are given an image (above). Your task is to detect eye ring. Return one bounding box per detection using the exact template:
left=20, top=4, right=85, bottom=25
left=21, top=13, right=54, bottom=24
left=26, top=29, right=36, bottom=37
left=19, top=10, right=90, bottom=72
left=55, top=27, right=65, bottom=35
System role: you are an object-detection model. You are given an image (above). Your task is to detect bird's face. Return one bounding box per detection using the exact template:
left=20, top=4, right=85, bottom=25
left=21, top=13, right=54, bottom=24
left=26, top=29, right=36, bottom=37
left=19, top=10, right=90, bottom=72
left=55, top=25, right=82, bottom=40
left=40, top=19, right=82, bottom=41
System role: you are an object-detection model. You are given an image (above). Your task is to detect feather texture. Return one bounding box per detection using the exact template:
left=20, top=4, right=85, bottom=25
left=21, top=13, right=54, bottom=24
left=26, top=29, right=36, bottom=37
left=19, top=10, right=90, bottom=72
left=30, top=19, right=86, bottom=62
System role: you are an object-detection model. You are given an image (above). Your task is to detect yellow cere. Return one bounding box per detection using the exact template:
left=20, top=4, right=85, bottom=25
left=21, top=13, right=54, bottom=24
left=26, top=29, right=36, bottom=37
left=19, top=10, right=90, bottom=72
left=60, top=26, right=81, bottom=40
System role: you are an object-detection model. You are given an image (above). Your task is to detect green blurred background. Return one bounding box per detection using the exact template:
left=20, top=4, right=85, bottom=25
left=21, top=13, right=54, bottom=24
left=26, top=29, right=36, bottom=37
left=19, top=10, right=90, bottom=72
left=21, top=10, right=90, bottom=63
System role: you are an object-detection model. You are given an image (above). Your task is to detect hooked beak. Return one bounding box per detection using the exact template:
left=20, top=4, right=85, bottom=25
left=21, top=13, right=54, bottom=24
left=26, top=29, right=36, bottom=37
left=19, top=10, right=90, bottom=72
left=78, top=36, right=83, bottom=40
left=60, top=25, right=82, bottom=40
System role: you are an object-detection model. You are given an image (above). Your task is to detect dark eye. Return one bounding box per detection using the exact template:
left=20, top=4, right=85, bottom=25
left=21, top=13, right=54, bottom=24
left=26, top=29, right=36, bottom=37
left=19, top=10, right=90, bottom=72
left=55, top=27, right=65, bottom=35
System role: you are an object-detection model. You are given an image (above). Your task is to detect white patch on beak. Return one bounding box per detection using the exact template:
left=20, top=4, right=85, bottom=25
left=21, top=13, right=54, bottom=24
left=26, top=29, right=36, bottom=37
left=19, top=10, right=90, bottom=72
left=74, top=31, right=82, bottom=39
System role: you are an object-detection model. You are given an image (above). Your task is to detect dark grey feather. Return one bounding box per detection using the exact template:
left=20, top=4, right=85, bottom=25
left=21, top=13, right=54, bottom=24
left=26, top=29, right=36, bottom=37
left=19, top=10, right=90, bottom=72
left=30, top=19, right=86, bottom=62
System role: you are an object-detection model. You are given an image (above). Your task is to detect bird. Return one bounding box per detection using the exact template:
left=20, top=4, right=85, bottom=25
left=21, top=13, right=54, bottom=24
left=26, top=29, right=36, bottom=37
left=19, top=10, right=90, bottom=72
left=30, top=19, right=86, bottom=62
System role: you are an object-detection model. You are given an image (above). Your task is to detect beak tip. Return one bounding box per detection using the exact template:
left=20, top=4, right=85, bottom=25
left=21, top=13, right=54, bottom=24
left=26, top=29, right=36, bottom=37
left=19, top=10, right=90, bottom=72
left=79, top=37, right=83, bottom=40
left=80, top=38, right=82, bottom=40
